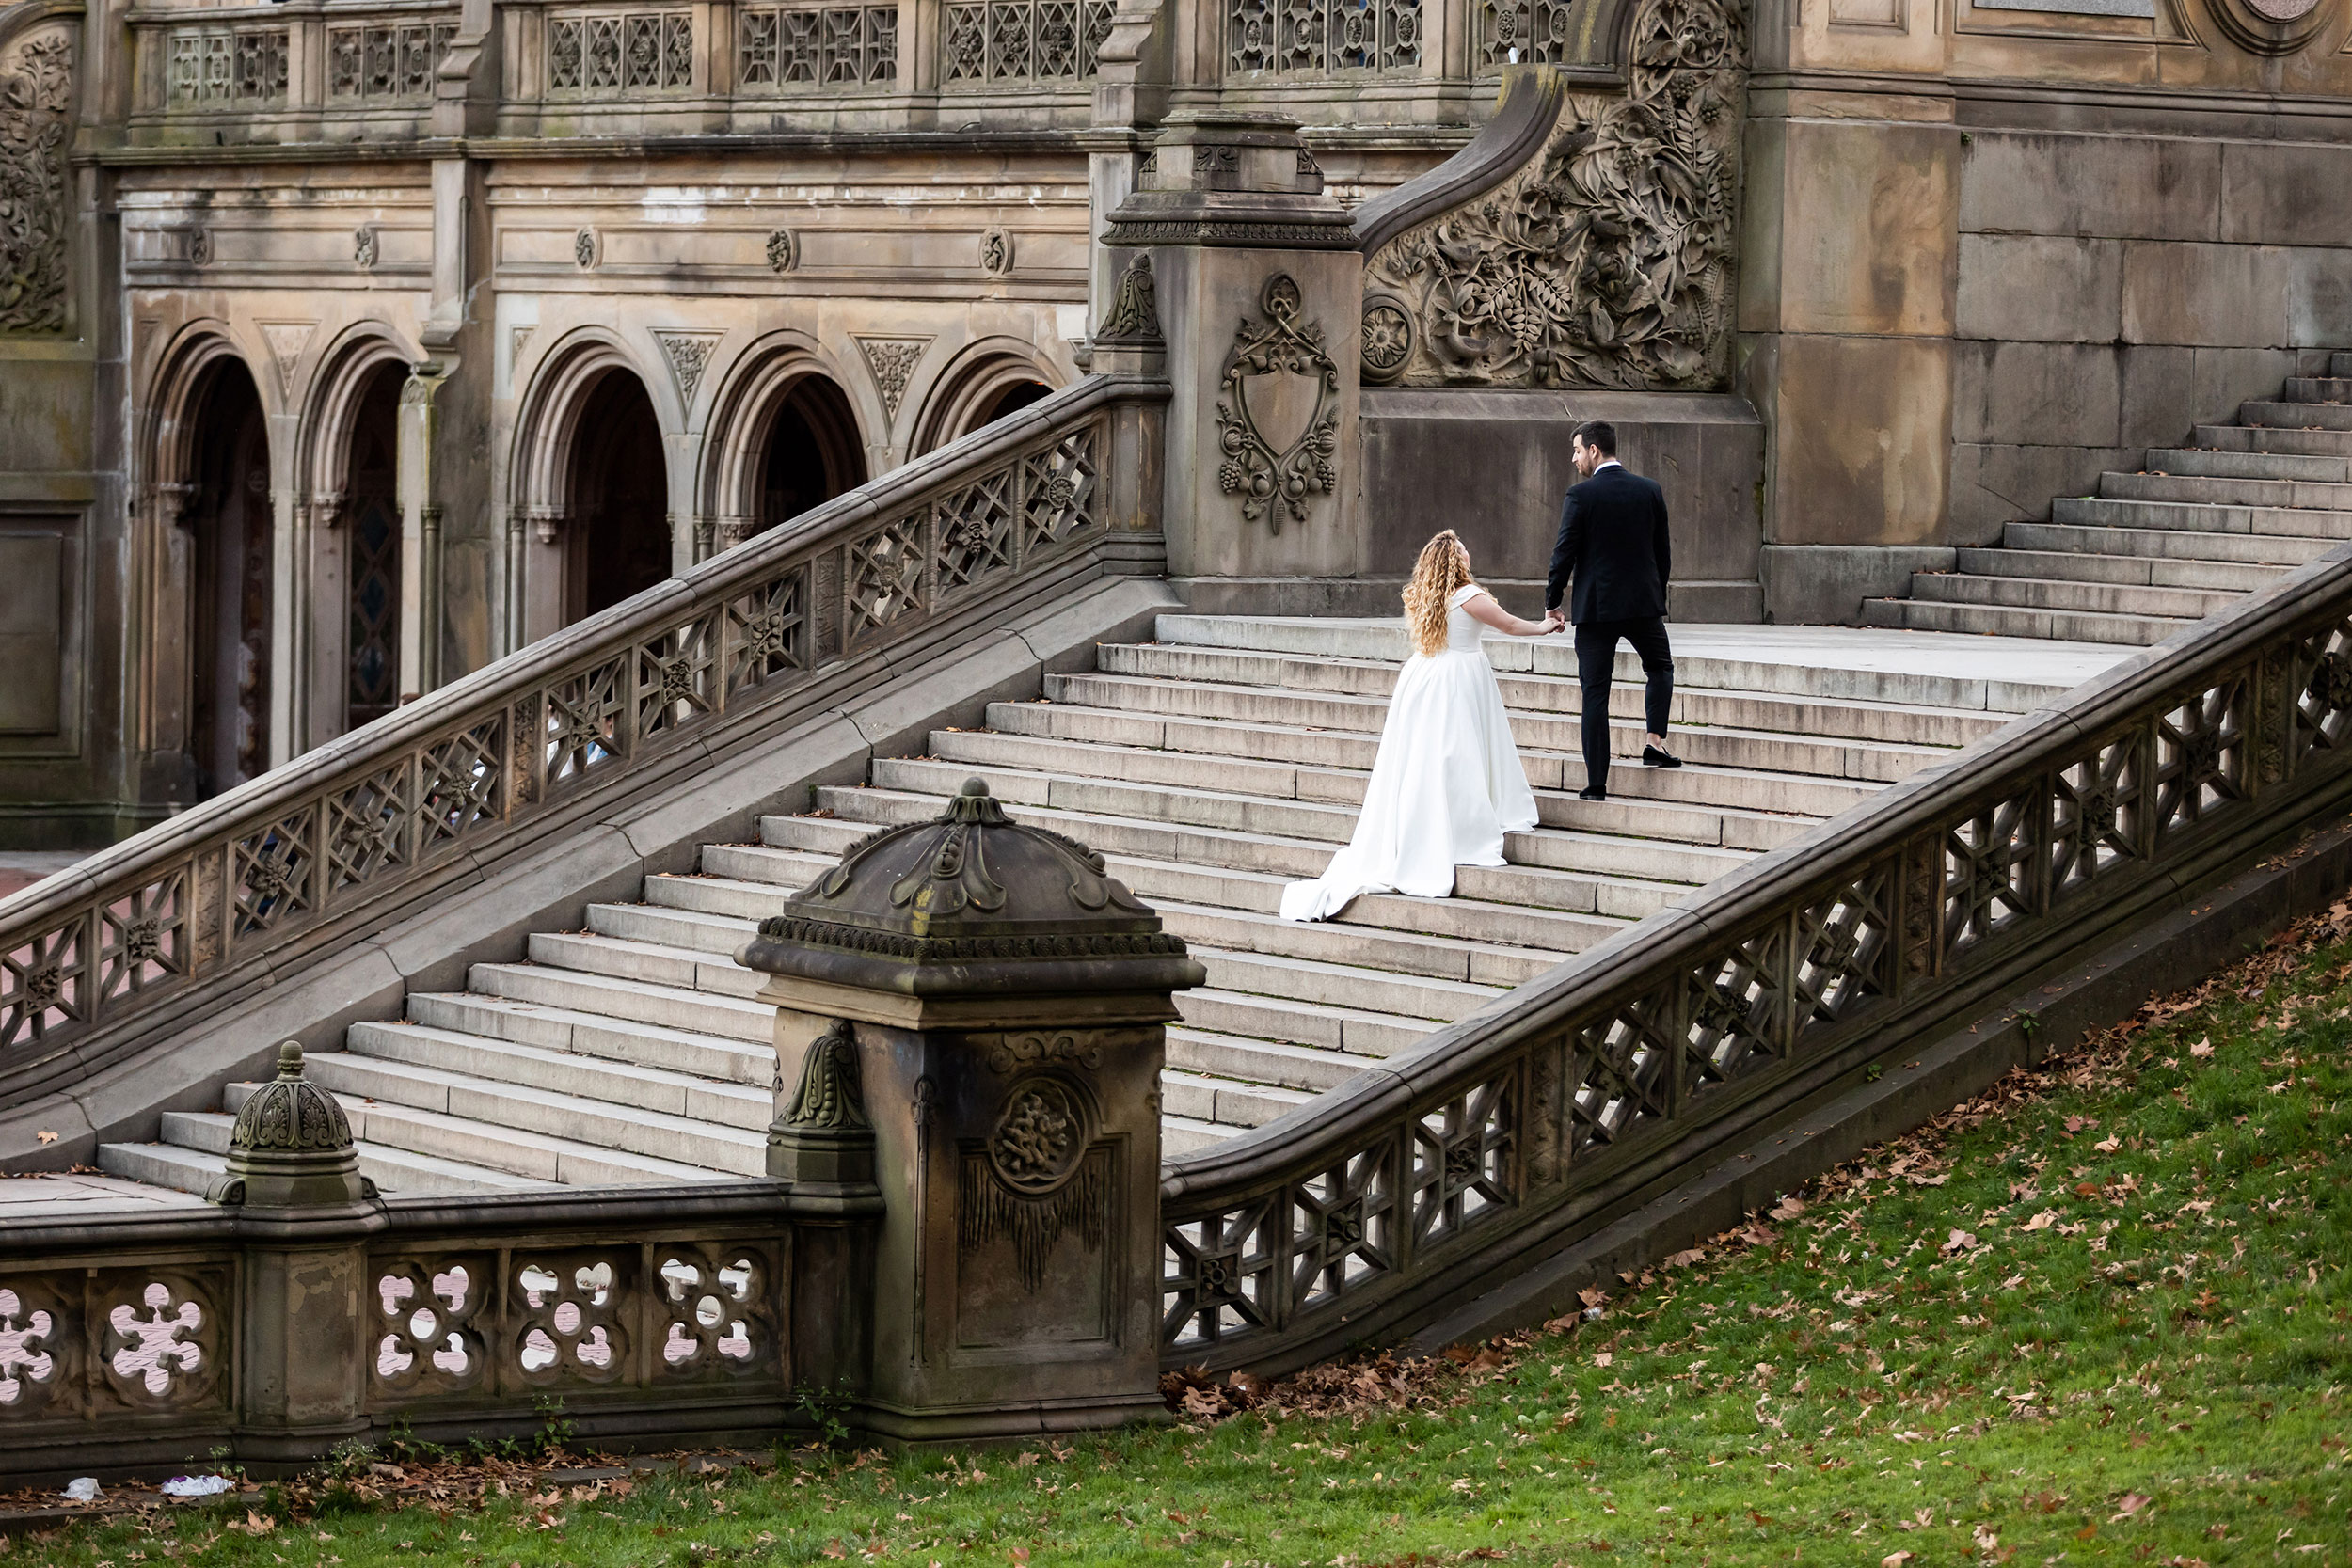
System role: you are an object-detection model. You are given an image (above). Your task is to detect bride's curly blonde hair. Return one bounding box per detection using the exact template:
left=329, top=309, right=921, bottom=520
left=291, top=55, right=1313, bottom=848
left=1403, top=531, right=1475, bottom=657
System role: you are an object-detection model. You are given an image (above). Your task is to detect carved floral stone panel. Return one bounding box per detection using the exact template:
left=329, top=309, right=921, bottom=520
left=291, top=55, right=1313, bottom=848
left=1361, top=0, right=1747, bottom=391
left=0, top=28, right=73, bottom=336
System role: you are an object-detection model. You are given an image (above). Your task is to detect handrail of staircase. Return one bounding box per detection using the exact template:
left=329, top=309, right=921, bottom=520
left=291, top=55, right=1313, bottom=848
left=0, top=371, right=1166, bottom=1109
left=1160, top=537, right=2352, bottom=1371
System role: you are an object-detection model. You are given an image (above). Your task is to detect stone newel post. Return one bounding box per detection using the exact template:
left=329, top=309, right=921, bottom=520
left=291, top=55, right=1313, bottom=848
left=1097, top=110, right=1363, bottom=602
left=738, top=780, right=1203, bottom=1441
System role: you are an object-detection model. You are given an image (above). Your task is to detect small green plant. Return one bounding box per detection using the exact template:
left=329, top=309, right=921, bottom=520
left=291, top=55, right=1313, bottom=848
left=534, top=1393, right=578, bottom=1457
left=792, top=1382, right=854, bottom=1449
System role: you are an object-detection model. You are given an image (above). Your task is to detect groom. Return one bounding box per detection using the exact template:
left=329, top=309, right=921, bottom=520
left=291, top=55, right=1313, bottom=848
left=1542, top=420, right=1678, bottom=803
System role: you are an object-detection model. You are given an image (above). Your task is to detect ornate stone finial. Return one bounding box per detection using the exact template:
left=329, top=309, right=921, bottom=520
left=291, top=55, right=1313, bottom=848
left=209, top=1041, right=375, bottom=1209
left=784, top=1018, right=869, bottom=1131
left=1095, top=254, right=1163, bottom=346
left=768, top=1018, right=878, bottom=1190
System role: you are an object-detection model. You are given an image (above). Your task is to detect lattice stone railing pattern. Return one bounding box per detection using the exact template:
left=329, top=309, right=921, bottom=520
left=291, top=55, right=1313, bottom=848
left=1227, top=0, right=1422, bottom=74
left=1159, top=540, right=2352, bottom=1367
left=738, top=4, right=899, bottom=90
left=1475, top=0, right=1573, bottom=68
left=548, top=8, right=695, bottom=95
left=941, top=0, right=1114, bottom=84
left=0, top=375, right=1145, bottom=1106
left=0, top=1187, right=837, bottom=1461
left=329, top=21, right=458, bottom=102
left=166, top=25, right=290, bottom=105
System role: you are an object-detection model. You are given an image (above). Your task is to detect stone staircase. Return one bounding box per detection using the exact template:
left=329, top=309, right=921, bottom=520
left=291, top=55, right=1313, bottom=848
left=1865, top=353, right=2352, bottom=644
left=96, top=616, right=2113, bottom=1196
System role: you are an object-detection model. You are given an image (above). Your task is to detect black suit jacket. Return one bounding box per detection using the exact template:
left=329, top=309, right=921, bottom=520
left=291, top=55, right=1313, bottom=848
left=1546, top=464, right=1672, bottom=625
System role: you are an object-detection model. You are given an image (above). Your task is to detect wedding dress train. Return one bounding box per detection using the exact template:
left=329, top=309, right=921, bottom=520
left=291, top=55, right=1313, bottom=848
left=1279, top=584, right=1540, bottom=923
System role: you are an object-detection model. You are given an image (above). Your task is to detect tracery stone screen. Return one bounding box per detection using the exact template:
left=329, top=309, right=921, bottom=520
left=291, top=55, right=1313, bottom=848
left=548, top=9, right=695, bottom=96
left=328, top=23, right=458, bottom=102
left=739, top=5, right=899, bottom=89
left=941, top=0, right=1114, bottom=83
left=165, top=26, right=289, bottom=106
left=1227, top=0, right=1421, bottom=73
left=1476, top=0, right=1575, bottom=68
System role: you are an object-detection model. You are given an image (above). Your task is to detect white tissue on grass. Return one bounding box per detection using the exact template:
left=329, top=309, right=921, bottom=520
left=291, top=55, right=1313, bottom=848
left=62, top=1477, right=101, bottom=1501
left=161, top=1474, right=233, bottom=1498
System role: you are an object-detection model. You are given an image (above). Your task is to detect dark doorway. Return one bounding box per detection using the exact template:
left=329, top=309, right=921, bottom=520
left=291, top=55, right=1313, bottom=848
left=755, top=376, right=866, bottom=536
left=976, top=378, right=1051, bottom=426
left=343, top=365, right=404, bottom=730
left=567, top=372, right=672, bottom=621
left=186, top=361, right=271, bottom=799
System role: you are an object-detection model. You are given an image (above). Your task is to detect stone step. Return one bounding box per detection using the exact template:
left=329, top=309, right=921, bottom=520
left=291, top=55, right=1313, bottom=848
left=903, top=736, right=1876, bottom=832
left=1101, top=848, right=1683, bottom=928
left=795, top=779, right=1765, bottom=884
left=406, top=990, right=772, bottom=1085
left=1041, top=673, right=1944, bottom=784
left=644, top=871, right=803, bottom=920
left=282, top=1053, right=770, bottom=1176
left=2243, top=400, right=2352, bottom=432
left=1158, top=899, right=1577, bottom=987
left=1166, top=1027, right=1372, bottom=1093
left=2143, top=447, right=2350, bottom=483
left=468, top=961, right=776, bottom=1044
left=150, top=1109, right=542, bottom=1196
left=1908, top=570, right=2242, bottom=620
left=1162, top=1069, right=1317, bottom=1129
left=1859, top=596, right=2179, bottom=647
left=95, top=1139, right=228, bottom=1196
left=2002, top=520, right=2332, bottom=567
left=1179, top=986, right=1437, bottom=1057
left=977, top=704, right=1861, bottom=824
left=2049, top=495, right=2352, bottom=540
left=1185, top=943, right=1502, bottom=1022
left=2193, top=423, right=2352, bottom=459
left=1089, top=642, right=2004, bottom=748
left=2282, top=377, right=2352, bottom=404
left=2098, top=469, right=2352, bottom=512
left=589, top=900, right=757, bottom=960
left=345, top=1020, right=771, bottom=1128
left=1951, top=546, right=2282, bottom=594
left=525, top=928, right=763, bottom=999
left=1164, top=1115, right=1236, bottom=1158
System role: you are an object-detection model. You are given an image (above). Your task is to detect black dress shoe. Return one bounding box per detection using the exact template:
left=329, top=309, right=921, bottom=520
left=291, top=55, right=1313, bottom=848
left=1643, top=745, right=1682, bottom=768
left=1578, top=785, right=1607, bottom=801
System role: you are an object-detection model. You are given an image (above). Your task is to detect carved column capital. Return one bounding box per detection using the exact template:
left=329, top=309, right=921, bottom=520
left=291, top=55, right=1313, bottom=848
left=155, top=483, right=199, bottom=531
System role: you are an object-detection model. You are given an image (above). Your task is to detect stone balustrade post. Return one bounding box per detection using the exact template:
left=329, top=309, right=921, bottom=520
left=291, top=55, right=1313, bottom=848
left=209, top=1041, right=384, bottom=1467
left=1098, top=111, right=1364, bottom=611
left=739, top=779, right=1203, bottom=1441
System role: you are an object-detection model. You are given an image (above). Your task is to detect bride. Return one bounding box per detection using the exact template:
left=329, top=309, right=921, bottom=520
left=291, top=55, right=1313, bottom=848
left=1281, top=531, right=1548, bottom=924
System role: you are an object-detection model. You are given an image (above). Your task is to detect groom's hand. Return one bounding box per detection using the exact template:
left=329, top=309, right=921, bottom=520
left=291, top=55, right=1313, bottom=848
left=1542, top=609, right=1566, bottom=634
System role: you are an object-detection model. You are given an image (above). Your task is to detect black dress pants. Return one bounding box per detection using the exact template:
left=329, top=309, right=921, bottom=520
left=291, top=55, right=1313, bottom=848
left=1572, top=616, right=1674, bottom=792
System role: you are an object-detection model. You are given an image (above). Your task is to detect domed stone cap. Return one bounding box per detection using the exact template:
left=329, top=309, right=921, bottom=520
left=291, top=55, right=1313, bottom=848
left=738, top=779, right=1206, bottom=999
left=209, top=1041, right=374, bottom=1209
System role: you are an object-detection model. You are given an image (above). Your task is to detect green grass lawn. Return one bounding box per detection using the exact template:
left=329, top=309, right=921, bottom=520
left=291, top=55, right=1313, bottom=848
left=15, top=908, right=2352, bottom=1567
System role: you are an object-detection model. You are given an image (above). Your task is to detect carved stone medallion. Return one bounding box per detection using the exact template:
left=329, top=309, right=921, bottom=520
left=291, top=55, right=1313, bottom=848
left=353, top=226, right=379, bottom=270
left=987, top=1077, right=1090, bottom=1196
left=573, top=228, right=598, bottom=269
left=1362, top=0, right=1747, bottom=390
left=1216, top=273, right=1340, bottom=533
left=978, top=227, right=1014, bottom=277
left=764, top=228, right=798, bottom=272
left=2208, top=0, right=2329, bottom=53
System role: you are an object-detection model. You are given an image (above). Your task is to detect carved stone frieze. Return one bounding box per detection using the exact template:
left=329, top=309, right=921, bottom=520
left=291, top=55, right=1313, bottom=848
left=856, top=336, right=929, bottom=420
left=0, top=28, right=71, bottom=335
left=1361, top=0, right=1748, bottom=390
left=655, top=329, right=721, bottom=407
left=1216, top=273, right=1339, bottom=533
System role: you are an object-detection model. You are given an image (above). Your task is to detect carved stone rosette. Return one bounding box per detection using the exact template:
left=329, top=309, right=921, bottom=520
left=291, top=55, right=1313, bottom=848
left=1216, top=273, right=1341, bottom=532
left=1361, top=0, right=1748, bottom=390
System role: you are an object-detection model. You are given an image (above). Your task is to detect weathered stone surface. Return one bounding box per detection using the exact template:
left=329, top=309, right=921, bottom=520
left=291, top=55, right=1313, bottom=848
left=1959, top=132, right=2218, bottom=243
left=1756, top=332, right=1951, bottom=547
left=1764, top=118, right=1958, bottom=339
left=1947, top=441, right=2137, bottom=546
left=1950, top=341, right=2121, bottom=448
left=1957, top=233, right=2122, bottom=343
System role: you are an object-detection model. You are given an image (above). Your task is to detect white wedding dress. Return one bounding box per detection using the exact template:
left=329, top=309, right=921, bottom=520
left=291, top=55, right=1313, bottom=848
left=1280, top=584, right=1541, bottom=923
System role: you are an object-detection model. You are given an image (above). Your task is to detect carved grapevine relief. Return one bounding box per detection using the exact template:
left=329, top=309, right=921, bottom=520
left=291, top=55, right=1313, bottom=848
left=0, top=29, right=72, bottom=335
left=1216, top=274, right=1340, bottom=533
left=1363, top=0, right=1746, bottom=390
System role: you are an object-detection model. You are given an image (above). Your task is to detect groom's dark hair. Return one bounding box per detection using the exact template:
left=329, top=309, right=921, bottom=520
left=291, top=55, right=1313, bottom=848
left=1572, top=420, right=1617, bottom=456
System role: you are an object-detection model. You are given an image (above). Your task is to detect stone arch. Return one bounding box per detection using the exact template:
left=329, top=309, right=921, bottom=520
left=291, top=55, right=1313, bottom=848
left=295, top=328, right=418, bottom=740
left=909, top=338, right=1062, bottom=457
left=694, top=332, right=870, bottom=555
left=139, top=325, right=274, bottom=800
left=507, top=331, right=675, bottom=641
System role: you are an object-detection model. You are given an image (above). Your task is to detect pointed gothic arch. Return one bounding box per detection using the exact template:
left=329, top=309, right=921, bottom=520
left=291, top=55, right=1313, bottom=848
left=909, top=339, right=1061, bottom=457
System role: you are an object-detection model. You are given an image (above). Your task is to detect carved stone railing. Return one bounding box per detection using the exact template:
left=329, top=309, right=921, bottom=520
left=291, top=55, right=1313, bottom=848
left=941, top=0, right=1113, bottom=85
left=0, top=372, right=1164, bottom=1119
left=738, top=1, right=898, bottom=92
left=0, top=1183, right=874, bottom=1473
left=163, top=19, right=289, bottom=105
left=327, top=14, right=458, bottom=103
left=1225, top=0, right=1422, bottom=75
left=547, top=5, right=696, bottom=98
left=1159, top=538, right=2352, bottom=1372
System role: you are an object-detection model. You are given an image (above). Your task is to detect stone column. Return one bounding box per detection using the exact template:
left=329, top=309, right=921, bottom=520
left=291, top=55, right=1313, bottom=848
left=739, top=779, right=1203, bottom=1441
left=209, top=1042, right=383, bottom=1467
left=1099, top=111, right=1364, bottom=613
